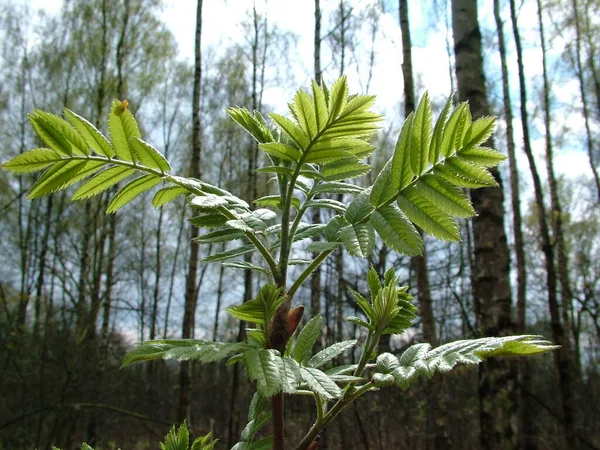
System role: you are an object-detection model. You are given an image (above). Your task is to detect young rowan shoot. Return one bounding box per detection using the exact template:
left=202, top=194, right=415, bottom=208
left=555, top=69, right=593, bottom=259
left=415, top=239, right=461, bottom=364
left=2, top=76, right=557, bottom=450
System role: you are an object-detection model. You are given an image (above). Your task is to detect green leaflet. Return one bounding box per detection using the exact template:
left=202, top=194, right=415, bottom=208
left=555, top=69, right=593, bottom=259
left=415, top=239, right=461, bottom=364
left=160, top=422, right=189, bottom=450
left=345, top=191, right=375, bottom=224
left=107, top=99, right=141, bottom=162
left=64, top=108, right=114, bottom=157
left=416, top=174, right=475, bottom=218
left=106, top=175, right=161, bottom=214
left=292, top=89, right=318, bottom=139
left=299, top=366, right=342, bottom=399
left=370, top=160, right=397, bottom=207
left=304, top=144, right=354, bottom=164
left=327, top=76, right=349, bottom=122
left=312, top=79, right=328, bottom=132
left=28, top=160, right=88, bottom=199
left=391, top=112, right=415, bottom=190
left=259, top=142, right=302, bottom=163
left=244, top=349, right=284, bottom=397
left=227, top=284, right=284, bottom=325
left=346, top=316, right=371, bottom=330
left=324, top=215, right=348, bottom=242
left=293, top=315, right=322, bottom=364
left=201, top=245, right=255, bottom=263
left=304, top=198, right=347, bottom=213
left=255, top=195, right=300, bottom=211
left=229, top=209, right=275, bottom=232
left=222, top=261, right=268, bottom=274
left=348, top=288, right=375, bottom=323
left=29, top=110, right=89, bottom=156
left=308, top=340, right=357, bottom=368
left=121, top=339, right=250, bottom=368
left=305, top=241, right=341, bottom=252
left=72, top=166, right=135, bottom=200
left=320, top=159, right=371, bottom=181
left=429, top=93, right=454, bottom=164
left=189, top=212, right=228, bottom=228
left=311, top=181, right=363, bottom=195
left=397, top=189, right=460, bottom=241
left=270, top=223, right=325, bottom=249
left=436, top=156, right=498, bottom=188
left=462, top=116, right=495, bottom=150
left=410, top=92, right=432, bottom=175
left=376, top=352, right=399, bottom=374
left=366, top=267, right=381, bottom=299
left=277, top=356, right=302, bottom=394
left=292, top=223, right=327, bottom=241
left=440, top=103, right=469, bottom=158
left=152, top=186, right=187, bottom=208
left=190, top=432, right=218, bottom=450
left=269, top=113, right=309, bottom=149
left=458, top=146, right=506, bottom=167
left=130, top=138, right=171, bottom=172
left=194, top=229, right=246, bottom=244
left=375, top=336, right=558, bottom=391
left=189, top=194, right=228, bottom=209
left=370, top=206, right=423, bottom=256
left=1, top=148, right=63, bottom=173
left=382, top=297, right=417, bottom=335
left=339, top=222, right=375, bottom=258
left=227, top=107, right=274, bottom=144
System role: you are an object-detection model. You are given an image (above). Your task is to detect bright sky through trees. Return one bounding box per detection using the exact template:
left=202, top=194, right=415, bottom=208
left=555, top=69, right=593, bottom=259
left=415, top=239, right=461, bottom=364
left=22, top=0, right=593, bottom=180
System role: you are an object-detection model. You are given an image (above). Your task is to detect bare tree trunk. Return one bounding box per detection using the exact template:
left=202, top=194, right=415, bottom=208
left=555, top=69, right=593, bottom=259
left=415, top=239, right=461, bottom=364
left=178, top=0, right=203, bottom=426
left=493, top=1, right=532, bottom=447
left=311, top=0, right=323, bottom=323
left=493, top=3, right=541, bottom=449
left=537, top=0, right=581, bottom=379
left=509, top=0, right=579, bottom=446
left=571, top=0, right=600, bottom=200
left=163, top=204, right=187, bottom=339
left=16, top=49, right=33, bottom=333
left=451, top=1, right=517, bottom=448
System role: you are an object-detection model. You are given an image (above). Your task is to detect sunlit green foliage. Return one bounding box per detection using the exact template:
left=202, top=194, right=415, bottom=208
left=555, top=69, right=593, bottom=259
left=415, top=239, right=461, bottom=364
left=2, top=76, right=556, bottom=450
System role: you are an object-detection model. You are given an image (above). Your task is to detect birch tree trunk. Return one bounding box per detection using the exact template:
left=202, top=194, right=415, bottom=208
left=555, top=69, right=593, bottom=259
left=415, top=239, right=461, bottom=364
left=493, top=1, right=532, bottom=447
left=451, top=1, right=517, bottom=448
left=178, top=0, right=203, bottom=426
left=509, top=0, right=579, bottom=446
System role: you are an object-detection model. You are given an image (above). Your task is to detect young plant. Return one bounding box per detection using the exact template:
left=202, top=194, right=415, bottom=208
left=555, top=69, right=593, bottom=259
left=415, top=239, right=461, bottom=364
left=2, top=77, right=557, bottom=450
left=51, top=421, right=218, bottom=450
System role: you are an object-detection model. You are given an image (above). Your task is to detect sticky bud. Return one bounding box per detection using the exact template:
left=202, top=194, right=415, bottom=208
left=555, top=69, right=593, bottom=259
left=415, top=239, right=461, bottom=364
left=114, top=100, right=129, bottom=116
left=287, top=305, right=304, bottom=335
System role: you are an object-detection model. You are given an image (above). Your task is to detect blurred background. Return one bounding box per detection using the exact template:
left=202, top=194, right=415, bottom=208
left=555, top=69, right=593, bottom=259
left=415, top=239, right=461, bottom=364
left=0, top=0, right=598, bottom=448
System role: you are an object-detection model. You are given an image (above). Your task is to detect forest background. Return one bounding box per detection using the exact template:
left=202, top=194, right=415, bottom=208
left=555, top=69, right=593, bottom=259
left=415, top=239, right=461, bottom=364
left=0, top=0, right=598, bottom=449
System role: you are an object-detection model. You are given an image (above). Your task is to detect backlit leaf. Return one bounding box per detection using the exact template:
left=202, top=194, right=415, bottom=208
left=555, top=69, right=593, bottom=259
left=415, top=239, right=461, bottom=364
left=1, top=148, right=63, bottom=173
left=397, top=190, right=460, bottom=241
left=106, top=175, right=161, bottom=213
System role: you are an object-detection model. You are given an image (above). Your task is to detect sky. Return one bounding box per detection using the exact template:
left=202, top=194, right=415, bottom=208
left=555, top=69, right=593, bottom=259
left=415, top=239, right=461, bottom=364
left=21, top=0, right=594, bottom=182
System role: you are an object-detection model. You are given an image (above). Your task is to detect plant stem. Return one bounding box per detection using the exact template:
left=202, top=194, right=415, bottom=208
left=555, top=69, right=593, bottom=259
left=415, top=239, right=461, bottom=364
left=293, top=329, right=380, bottom=450
left=287, top=249, right=335, bottom=300
left=293, top=382, right=375, bottom=450
left=278, top=163, right=304, bottom=281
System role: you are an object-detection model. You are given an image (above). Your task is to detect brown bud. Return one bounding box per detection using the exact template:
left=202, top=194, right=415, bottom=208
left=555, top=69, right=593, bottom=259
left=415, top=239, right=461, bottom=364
left=287, top=305, right=305, bottom=335
left=269, top=301, right=291, bottom=353
left=306, top=437, right=321, bottom=450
